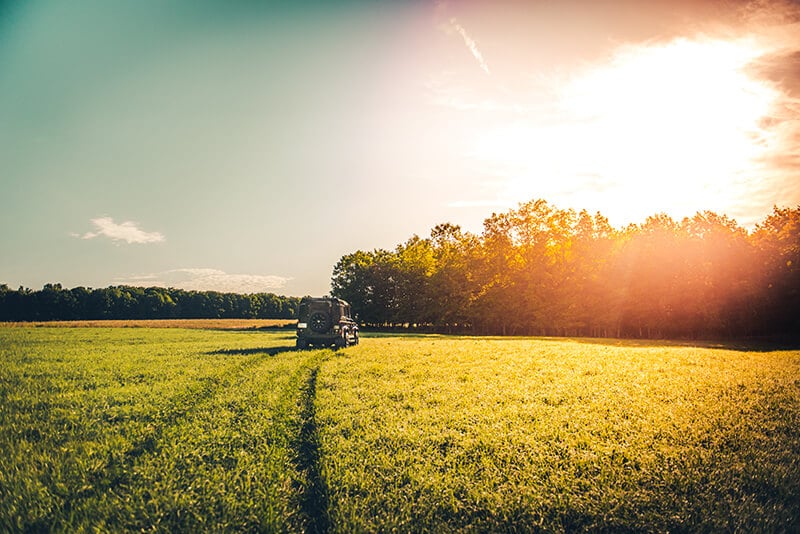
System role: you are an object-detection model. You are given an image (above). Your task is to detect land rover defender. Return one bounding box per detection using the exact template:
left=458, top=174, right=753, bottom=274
left=296, top=296, right=359, bottom=349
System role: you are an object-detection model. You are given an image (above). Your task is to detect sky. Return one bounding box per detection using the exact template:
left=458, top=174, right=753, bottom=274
left=1, top=0, right=799, bottom=296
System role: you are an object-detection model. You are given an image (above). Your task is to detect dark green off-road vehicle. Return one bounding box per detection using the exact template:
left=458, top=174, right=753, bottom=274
left=296, top=296, right=359, bottom=349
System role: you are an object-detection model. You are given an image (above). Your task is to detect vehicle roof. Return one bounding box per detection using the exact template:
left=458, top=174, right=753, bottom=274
left=300, top=296, right=350, bottom=306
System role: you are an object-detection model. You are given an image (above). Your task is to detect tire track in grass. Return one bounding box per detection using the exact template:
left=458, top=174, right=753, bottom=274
left=293, top=359, right=330, bottom=534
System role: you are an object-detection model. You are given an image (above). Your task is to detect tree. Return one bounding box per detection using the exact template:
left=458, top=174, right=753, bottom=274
left=329, top=199, right=800, bottom=340
left=331, top=249, right=399, bottom=326
left=0, top=285, right=298, bottom=321
left=751, top=206, right=800, bottom=335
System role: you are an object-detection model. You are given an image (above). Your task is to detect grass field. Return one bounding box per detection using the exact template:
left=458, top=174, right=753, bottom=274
left=1, top=326, right=799, bottom=532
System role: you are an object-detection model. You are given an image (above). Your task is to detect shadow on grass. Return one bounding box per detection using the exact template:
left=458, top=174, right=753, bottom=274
left=207, top=346, right=297, bottom=356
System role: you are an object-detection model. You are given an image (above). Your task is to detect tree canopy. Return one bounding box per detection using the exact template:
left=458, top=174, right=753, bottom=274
left=331, top=201, right=800, bottom=339
left=0, top=284, right=299, bottom=322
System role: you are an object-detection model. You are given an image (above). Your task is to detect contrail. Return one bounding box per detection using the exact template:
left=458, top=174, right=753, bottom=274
left=450, top=17, right=491, bottom=75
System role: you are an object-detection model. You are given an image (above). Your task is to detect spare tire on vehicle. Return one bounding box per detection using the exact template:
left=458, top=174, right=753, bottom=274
left=296, top=296, right=358, bottom=350
left=309, top=311, right=331, bottom=333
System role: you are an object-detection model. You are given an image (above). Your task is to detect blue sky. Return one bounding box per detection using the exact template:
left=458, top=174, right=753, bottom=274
left=2, top=0, right=799, bottom=296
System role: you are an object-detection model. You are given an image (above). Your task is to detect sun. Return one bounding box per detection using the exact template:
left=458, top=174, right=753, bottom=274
left=474, top=37, right=780, bottom=226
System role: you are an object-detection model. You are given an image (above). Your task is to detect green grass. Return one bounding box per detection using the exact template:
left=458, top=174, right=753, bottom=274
left=1, top=328, right=799, bottom=532
left=318, top=336, right=800, bottom=532
left=0, top=327, right=321, bottom=532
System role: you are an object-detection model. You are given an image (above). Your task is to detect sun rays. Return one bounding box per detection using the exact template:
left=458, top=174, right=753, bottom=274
left=465, top=35, right=785, bottom=226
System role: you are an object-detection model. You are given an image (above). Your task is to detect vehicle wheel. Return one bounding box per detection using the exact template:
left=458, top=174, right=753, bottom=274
left=353, top=332, right=359, bottom=345
left=309, top=311, right=331, bottom=333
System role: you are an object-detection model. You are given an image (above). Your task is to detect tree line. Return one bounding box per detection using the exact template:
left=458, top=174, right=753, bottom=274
left=332, top=200, right=800, bottom=339
left=0, top=284, right=300, bottom=321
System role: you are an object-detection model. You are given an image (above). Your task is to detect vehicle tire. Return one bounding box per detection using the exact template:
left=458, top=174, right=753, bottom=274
left=353, top=332, right=359, bottom=345
left=309, top=311, right=331, bottom=333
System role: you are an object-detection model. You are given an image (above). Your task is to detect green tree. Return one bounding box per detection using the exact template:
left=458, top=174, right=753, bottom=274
left=751, top=205, right=800, bottom=335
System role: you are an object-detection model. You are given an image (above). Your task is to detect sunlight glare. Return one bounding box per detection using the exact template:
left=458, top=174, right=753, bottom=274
left=474, top=37, right=781, bottom=225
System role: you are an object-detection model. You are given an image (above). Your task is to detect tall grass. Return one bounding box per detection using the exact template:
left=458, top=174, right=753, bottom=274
left=0, top=327, right=320, bottom=532
left=2, top=328, right=799, bottom=531
left=317, top=336, right=800, bottom=532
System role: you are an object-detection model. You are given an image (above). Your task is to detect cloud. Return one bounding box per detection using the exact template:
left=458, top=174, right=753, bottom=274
left=750, top=49, right=800, bottom=97
left=741, top=18, right=800, bottom=213
left=738, top=0, right=800, bottom=26
left=118, top=268, right=292, bottom=294
left=446, top=18, right=491, bottom=75
left=77, top=217, right=165, bottom=244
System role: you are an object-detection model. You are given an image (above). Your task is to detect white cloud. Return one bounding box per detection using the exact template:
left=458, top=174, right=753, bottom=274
left=78, top=217, right=165, bottom=244
left=118, top=268, right=292, bottom=294
left=446, top=18, right=491, bottom=75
